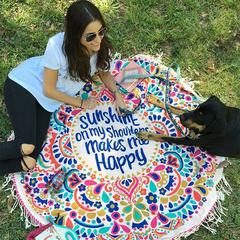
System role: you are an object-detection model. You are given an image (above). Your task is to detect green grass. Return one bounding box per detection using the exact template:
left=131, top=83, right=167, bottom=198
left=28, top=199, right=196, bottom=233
left=0, top=0, right=239, bottom=239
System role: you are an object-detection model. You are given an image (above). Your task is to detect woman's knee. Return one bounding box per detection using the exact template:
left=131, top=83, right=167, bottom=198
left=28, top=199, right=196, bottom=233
left=21, top=143, right=35, bottom=156
left=21, top=156, right=36, bottom=171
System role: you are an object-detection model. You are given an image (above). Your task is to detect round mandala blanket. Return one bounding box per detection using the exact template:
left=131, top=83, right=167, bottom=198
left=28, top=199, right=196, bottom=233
left=12, top=56, right=225, bottom=239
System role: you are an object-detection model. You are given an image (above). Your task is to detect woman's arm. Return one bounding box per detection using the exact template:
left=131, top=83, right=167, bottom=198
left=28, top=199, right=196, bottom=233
left=99, top=71, right=126, bottom=115
left=43, top=67, right=97, bottom=109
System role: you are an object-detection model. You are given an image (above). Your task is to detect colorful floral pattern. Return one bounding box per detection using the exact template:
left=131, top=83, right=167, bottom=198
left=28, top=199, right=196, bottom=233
left=12, top=56, right=225, bottom=239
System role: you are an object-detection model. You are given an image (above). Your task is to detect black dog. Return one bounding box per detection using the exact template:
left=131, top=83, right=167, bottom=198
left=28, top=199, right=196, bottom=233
left=137, top=95, right=240, bottom=158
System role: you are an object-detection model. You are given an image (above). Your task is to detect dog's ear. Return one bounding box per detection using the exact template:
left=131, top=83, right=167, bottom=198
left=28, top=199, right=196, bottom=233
left=206, top=95, right=227, bottom=134
left=208, top=118, right=226, bottom=135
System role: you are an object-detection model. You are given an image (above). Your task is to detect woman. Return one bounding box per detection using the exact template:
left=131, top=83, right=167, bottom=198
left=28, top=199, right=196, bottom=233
left=0, top=0, right=126, bottom=175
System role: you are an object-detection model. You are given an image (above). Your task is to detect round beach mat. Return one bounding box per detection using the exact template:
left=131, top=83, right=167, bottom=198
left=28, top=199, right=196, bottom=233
left=11, top=56, right=226, bottom=239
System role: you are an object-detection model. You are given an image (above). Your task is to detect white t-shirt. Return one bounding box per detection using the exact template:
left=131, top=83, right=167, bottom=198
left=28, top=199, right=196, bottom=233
left=8, top=32, right=98, bottom=112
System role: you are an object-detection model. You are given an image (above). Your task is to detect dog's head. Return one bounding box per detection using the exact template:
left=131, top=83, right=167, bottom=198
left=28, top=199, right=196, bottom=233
left=180, top=96, right=227, bottom=135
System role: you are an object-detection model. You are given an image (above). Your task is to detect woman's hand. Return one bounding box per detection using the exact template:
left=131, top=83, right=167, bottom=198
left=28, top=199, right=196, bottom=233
left=115, top=92, right=127, bottom=116
left=98, top=71, right=127, bottom=116
left=81, top=97, right=98, bottom=109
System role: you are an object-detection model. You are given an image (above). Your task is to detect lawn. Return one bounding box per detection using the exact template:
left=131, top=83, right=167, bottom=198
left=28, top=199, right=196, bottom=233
left=0, top=0, right=239, bottom=239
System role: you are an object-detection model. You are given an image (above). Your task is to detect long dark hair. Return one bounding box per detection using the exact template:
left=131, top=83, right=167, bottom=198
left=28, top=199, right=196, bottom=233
left=62, top=0, right=113, bottom=82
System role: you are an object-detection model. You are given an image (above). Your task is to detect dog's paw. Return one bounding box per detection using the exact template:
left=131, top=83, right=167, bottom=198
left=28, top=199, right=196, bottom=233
left=136, top=131, right=165, bottom=142
left=136, top=131, right=151, bottom=140
left=147, top=94, right=165, bottom=108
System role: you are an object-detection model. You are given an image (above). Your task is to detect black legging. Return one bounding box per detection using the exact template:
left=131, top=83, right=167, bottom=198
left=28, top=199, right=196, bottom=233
left=0, top=77, right=52, bottom=175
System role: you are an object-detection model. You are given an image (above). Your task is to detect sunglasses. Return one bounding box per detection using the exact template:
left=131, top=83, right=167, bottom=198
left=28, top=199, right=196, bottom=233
left=85, top=27, right=107, bottom=42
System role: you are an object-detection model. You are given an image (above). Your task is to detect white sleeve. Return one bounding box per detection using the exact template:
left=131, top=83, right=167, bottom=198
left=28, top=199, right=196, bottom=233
left=41, top=37, right=62, bottom=70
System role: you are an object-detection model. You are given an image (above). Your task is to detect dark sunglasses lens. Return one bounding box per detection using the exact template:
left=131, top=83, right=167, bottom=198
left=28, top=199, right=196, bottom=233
left=99, top=28, right=106, bottom=36
left=86, top=34, right=96, bottom=42
left=86, top=28, right=106, bottom=42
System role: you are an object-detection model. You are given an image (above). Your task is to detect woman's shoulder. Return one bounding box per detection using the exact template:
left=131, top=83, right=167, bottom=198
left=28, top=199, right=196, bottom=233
left=48, top=32, right=65, bottom=45
left=41, top=32, right=67, bottom=67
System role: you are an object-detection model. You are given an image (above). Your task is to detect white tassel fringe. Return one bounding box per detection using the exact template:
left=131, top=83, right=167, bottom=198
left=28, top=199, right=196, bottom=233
left=176, top=174, right=232, bottom=239
left=1, top=174, right=39, bottom=229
